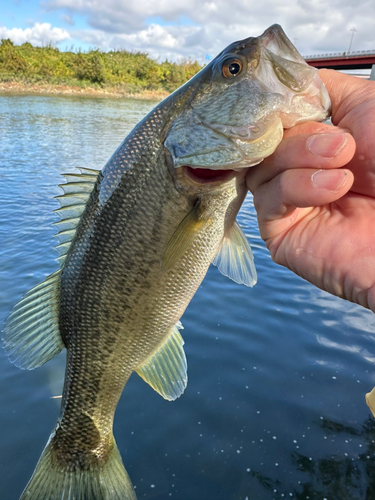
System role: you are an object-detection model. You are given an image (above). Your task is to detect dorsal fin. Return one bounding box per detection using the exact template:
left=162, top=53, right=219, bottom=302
left=135, top=322, right=187, bottom=401
left=53, top=167, right=101, bottom=267
left=2, top=168, right=101, bottom=370
left=2, top=271, right=64, bottom=369
left=212, top=221, right=257, bottom=287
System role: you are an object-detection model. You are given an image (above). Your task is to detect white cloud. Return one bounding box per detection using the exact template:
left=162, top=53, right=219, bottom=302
left=5, top=0, right=375, bottom=61
left=0, top=23, right=71, bottom=46
left=120, top=24, right=180, bottom=49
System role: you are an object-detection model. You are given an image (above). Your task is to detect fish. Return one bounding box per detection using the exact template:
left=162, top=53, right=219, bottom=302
left=2, top=24, right=330, bottom=500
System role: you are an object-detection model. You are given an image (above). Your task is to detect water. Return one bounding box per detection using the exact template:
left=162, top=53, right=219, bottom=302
left=1, top=93, right=375, bottom=500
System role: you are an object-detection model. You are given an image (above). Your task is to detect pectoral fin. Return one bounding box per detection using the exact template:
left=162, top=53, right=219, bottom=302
left=162, top=201, right=211, bottom=272
left=212, top=221, right=257, bottom=287
left=136, top=322, right=187, bottom=401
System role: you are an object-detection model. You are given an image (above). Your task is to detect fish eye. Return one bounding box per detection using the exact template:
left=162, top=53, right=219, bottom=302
left=222, top=58, right=243, bottom=78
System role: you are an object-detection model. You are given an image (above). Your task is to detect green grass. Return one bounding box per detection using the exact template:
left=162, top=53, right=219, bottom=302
left=0, top=39, right=203, bottom=93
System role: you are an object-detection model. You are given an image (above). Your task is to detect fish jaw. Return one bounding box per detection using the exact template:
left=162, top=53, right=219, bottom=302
left=164, top=24, right=331, bottom=173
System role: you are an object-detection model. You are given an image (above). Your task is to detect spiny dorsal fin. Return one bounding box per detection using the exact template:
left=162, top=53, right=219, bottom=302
left=162, top=201, right=212, bottom=272
left=136, top=322, right=187, bottom=401
left=53, top=167, right=101, bottom=267
left=2, top=270, right=64, bottom=370
left=212, top=221, right=257, bottom=287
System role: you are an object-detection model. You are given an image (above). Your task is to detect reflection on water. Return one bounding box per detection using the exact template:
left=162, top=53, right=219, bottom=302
left=1, top=94, right=375, bottom=499
left=249, top=416, right=375, bottom=499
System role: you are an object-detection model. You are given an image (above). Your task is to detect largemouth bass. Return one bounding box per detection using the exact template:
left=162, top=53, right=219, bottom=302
left=3, top=25, right=330, bottom=500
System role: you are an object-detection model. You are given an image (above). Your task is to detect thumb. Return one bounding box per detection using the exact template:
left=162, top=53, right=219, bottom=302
left=319, top=69, right=375, bottom=123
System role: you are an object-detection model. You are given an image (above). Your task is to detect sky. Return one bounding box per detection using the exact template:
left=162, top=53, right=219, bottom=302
left=1, top=0, right=375, bottom=63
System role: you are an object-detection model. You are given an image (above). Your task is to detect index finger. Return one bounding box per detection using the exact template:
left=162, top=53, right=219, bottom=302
left=246, top=124, right=355, bottom=194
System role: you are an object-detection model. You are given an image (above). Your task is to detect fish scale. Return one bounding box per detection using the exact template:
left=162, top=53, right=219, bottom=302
left=2, top=24, right=330, bottom=499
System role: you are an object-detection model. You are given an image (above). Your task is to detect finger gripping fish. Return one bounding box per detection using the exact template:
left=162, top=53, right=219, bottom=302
left=2, top=25, right=330, bottom=500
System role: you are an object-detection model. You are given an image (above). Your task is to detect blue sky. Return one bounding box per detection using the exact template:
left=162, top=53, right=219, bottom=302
left=1, top=0, right=374, bottom=62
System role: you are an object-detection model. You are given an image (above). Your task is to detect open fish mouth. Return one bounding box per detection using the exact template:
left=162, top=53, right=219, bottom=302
left=183, top=166, right=238, bottom=184
left=168, top=164, right=243, bottom=193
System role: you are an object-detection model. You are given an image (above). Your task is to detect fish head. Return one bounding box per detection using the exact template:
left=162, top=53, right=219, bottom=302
left=164, top=24, right=331, bottom=189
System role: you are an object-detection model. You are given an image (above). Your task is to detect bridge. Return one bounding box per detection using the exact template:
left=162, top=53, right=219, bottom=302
left=304, top=50, right=375, bottom=79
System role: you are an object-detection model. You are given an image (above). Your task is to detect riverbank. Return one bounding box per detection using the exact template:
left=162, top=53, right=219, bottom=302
left=0, top=39, right=202, bottom=100
left=0, top=81, right=169, bottom=100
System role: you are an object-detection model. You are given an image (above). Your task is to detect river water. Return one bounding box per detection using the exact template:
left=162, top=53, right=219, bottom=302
left=1, top=93, right=375, bottom=500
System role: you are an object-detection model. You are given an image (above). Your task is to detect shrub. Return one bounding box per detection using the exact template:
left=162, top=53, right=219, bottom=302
left=75, top=52, right=105, bottom=84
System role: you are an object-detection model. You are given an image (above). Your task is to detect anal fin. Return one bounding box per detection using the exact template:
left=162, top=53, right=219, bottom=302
left=136, top=322, right=187, bottom=401
left=212, top=221, right=257, bottom=287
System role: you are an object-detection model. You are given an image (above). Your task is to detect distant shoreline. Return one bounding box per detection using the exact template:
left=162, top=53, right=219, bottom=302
left=0, top=81, right=169, bottom=101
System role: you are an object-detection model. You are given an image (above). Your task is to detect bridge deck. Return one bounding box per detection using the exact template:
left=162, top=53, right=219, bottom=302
left=304, top=51, right=375, bottom=71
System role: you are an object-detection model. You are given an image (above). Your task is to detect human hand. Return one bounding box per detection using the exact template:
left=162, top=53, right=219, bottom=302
left=246, top=69, right=375, bottom=311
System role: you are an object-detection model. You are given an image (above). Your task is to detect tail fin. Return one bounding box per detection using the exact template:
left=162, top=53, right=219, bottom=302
left=19, top=438, right=137, bottom=500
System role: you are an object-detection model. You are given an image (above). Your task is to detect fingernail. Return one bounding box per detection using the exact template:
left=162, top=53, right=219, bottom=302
left=307, top=133, right=348, bottom=158
left=312, top=169, right=347, bottom=192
